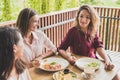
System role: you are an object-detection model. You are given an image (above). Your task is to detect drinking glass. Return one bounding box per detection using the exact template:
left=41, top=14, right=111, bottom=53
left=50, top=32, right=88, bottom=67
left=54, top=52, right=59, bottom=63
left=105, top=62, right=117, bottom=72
left=81, top=66, right=95, bottom=80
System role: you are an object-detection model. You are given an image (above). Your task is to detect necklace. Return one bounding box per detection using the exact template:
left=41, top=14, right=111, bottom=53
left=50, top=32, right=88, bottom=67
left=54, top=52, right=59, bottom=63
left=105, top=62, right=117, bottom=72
left=25, top=34, right=33, bottom=44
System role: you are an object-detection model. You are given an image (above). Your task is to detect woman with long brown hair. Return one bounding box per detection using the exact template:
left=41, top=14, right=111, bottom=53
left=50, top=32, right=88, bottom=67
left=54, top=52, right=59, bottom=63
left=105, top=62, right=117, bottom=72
left=0, top=27, right=31, bottom=80
left=16, top=8, right=57, bottom=68
left=58, top=5, right=119, bottom=80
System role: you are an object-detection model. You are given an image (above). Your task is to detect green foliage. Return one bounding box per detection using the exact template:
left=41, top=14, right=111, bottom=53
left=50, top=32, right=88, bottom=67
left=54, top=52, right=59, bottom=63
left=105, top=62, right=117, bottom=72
left=46, top=0, right=50, bottom=13
left=79, top=0, right=103, bottom=5
left=116, top=0, right=120, bottom=4
left=27, top=0, right=40, bottom=13
left=1, top=0, right=11, bottom=21
left=41, top=0, right=47, bottom=13
left=10, top=0, right=23, bottom=20
left=55, top=0, right=64, bottom=11
left=26, top=0, right=50, bottom=14
left=0, top=0, right=24, bottom=22
left=99, top=0, right=120, bottom=7
left=0, top=0, right=119, bottom=22
left=0, top=1, right=4, bottom=21
left=70, top=0, right=78, bottom=8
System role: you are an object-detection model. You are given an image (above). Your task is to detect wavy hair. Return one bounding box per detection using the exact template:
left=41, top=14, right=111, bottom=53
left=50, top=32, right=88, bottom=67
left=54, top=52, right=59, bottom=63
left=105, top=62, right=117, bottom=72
left=75, top=5, right=100, bottom=38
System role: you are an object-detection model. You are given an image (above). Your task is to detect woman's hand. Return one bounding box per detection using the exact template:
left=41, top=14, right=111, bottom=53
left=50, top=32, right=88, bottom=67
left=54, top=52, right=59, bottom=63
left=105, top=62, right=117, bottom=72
left=58, top=50, right=77, bottom=65
left=31, top=60, right=40, bottom=68
left=96, top=48, right=114, bottom=71
left=104, top=61, right=114, bottom=71
left=68, top=56, right=77, bottom=65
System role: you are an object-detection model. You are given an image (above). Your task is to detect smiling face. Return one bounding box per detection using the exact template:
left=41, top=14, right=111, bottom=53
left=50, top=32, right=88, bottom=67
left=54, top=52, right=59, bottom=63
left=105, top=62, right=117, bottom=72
left=28, top=15, right=39, bottom=32
left=78, top=10, right=91, bottom=31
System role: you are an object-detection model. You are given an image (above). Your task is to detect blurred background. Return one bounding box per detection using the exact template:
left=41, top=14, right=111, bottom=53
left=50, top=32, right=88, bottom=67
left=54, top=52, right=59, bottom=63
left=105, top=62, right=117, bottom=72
left=0, top=0, right=120, bottom=22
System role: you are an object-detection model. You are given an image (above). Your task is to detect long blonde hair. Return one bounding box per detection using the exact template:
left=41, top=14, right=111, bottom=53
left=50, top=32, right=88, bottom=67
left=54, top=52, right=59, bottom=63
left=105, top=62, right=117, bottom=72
left=75, top=5, right=100, bottom=38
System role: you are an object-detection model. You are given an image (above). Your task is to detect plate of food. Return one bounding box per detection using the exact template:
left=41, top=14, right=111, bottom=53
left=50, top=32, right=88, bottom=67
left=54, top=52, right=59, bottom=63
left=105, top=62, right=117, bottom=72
left=75, top=57, right=101, bottom=70
left=39, top=57, right=69, bottom=71
left=53, top=69, right=77, bottom=80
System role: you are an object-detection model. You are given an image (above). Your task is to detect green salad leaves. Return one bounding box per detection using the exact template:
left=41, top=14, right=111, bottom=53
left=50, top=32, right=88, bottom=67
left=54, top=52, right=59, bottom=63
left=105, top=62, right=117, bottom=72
left=86, top=62, right=100, bottom=67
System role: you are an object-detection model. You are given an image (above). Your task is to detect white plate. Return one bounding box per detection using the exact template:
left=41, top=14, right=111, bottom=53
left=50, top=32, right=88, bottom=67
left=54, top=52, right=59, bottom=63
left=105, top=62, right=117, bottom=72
left=75, top=57, right=102, bottom=70
left=39, top=57, right=69, bottom=71
left=53, top=70, right=77, bottom=80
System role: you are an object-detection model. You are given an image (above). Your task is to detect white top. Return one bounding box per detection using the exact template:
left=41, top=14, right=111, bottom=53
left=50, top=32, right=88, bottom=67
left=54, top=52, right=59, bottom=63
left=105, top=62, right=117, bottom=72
left=23, top=30, right=57, bottom=62
left=8, top=69, right=31, bottom=80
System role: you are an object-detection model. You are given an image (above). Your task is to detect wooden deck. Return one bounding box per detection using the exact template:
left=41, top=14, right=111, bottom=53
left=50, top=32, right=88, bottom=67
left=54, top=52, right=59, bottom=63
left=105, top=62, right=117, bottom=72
left=0, top=6, right=120, bottom=52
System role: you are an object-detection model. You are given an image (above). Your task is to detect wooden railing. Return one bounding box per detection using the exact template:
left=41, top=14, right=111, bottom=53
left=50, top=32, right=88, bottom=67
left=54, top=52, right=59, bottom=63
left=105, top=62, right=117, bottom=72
left=0, top=6, right=120, bottom=52
left=95, top=6, right=120, bottom=52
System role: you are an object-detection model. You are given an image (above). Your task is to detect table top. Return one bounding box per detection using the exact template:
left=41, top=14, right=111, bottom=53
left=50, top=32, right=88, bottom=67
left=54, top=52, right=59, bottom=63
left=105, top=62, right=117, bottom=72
left=29, top=50, right=120, bottom=80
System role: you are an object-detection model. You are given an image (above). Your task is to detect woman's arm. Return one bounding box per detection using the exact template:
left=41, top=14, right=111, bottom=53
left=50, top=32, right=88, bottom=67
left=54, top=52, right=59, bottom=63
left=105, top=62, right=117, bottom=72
left=38, top=50, right=55, bottom=59
left=96, top=47, right=110, bottom=62
left=59, top=49, right=77, bottom=64
left=29, top=50, right=55, bottom=68
left=96, top=47, right=114, bottom=70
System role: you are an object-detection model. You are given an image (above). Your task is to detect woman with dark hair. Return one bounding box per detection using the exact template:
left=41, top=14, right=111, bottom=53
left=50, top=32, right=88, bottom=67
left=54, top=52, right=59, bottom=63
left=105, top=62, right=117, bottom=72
left=58, top=5, right=119, bottom=80
left=0, top=27, right=31, bottom=80
left=16, top=8, right=57, bottom=68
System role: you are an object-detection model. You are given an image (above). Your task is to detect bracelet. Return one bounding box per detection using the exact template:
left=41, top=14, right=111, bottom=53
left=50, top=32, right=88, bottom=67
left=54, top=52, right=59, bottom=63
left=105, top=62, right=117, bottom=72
left=54, top=51, right=59, bottom=55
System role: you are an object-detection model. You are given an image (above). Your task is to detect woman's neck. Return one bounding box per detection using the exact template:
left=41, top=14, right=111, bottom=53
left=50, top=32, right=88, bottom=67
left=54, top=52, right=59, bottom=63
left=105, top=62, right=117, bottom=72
left=9, top=66, right=19, bottom=80
left=81, top=27, right=88, bottom=33
left=24, top=31, right=33, bottom=44
left=25, top=31, right=32, bottom=38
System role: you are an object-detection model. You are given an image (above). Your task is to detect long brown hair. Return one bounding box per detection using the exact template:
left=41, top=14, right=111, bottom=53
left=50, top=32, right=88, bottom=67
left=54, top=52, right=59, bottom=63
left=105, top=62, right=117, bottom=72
left=75, top=5, right=100, bottom=38
left=0, top=27, right=27, bottom=80
left=16, top=8, right=37, bottom=37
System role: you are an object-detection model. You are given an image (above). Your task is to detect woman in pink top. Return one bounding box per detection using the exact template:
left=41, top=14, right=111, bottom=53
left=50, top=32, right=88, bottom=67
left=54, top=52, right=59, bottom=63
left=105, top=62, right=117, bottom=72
left=58, top=5, right=119, bottom=80
left=16, top=8, right=57, bottom=68
left=0, top=27, right=31, bottom=80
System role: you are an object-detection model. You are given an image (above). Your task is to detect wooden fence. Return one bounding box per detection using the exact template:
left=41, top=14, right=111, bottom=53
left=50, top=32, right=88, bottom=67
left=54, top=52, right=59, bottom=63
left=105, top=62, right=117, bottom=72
left=95, top=6, right=120, bottom=51
left=0, top=6, right=120, bottom=52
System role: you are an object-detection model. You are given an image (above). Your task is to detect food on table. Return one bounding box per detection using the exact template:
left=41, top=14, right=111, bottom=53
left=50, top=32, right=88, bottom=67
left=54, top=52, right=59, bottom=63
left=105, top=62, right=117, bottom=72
left=82, top=62, right=100, bottom=75
left=85, top=62, right=100, bottom=70
left=53, top=69, right=77, bottom=80
left=86, top=62, right=100, bottom=68
left=84, top=66, right=95, bottom=75
left=43, top=62, right=61, bottom=70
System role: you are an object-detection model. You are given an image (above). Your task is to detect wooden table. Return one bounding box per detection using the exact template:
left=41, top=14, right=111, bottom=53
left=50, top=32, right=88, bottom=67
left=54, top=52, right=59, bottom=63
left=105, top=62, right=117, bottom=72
left=29, top=50, right=120, bottom=80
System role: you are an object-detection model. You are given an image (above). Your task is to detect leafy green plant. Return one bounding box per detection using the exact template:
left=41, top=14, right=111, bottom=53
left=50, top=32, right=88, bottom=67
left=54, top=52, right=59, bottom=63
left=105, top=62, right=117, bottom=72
left=116, top=0, right=120, bottom=4
left=55, top=0, right=64, bottom=11
left=2, top=0, right=11, bottom=21
left=0, top=0, right=119, bottom=22
left=79, top=0, right=103, bottom=5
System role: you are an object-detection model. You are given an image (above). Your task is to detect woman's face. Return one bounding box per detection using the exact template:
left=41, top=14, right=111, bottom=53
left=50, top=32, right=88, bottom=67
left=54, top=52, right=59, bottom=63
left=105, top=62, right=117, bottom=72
left=78, top=9, right=91, bottom=29
left=14, top=33, right=24, bottom=59
left=28, top=15, right=39, bottom=32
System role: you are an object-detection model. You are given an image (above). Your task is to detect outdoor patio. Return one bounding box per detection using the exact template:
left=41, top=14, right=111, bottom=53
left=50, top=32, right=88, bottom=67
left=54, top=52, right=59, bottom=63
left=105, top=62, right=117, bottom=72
left=0, top=6, right=120, bottom=52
